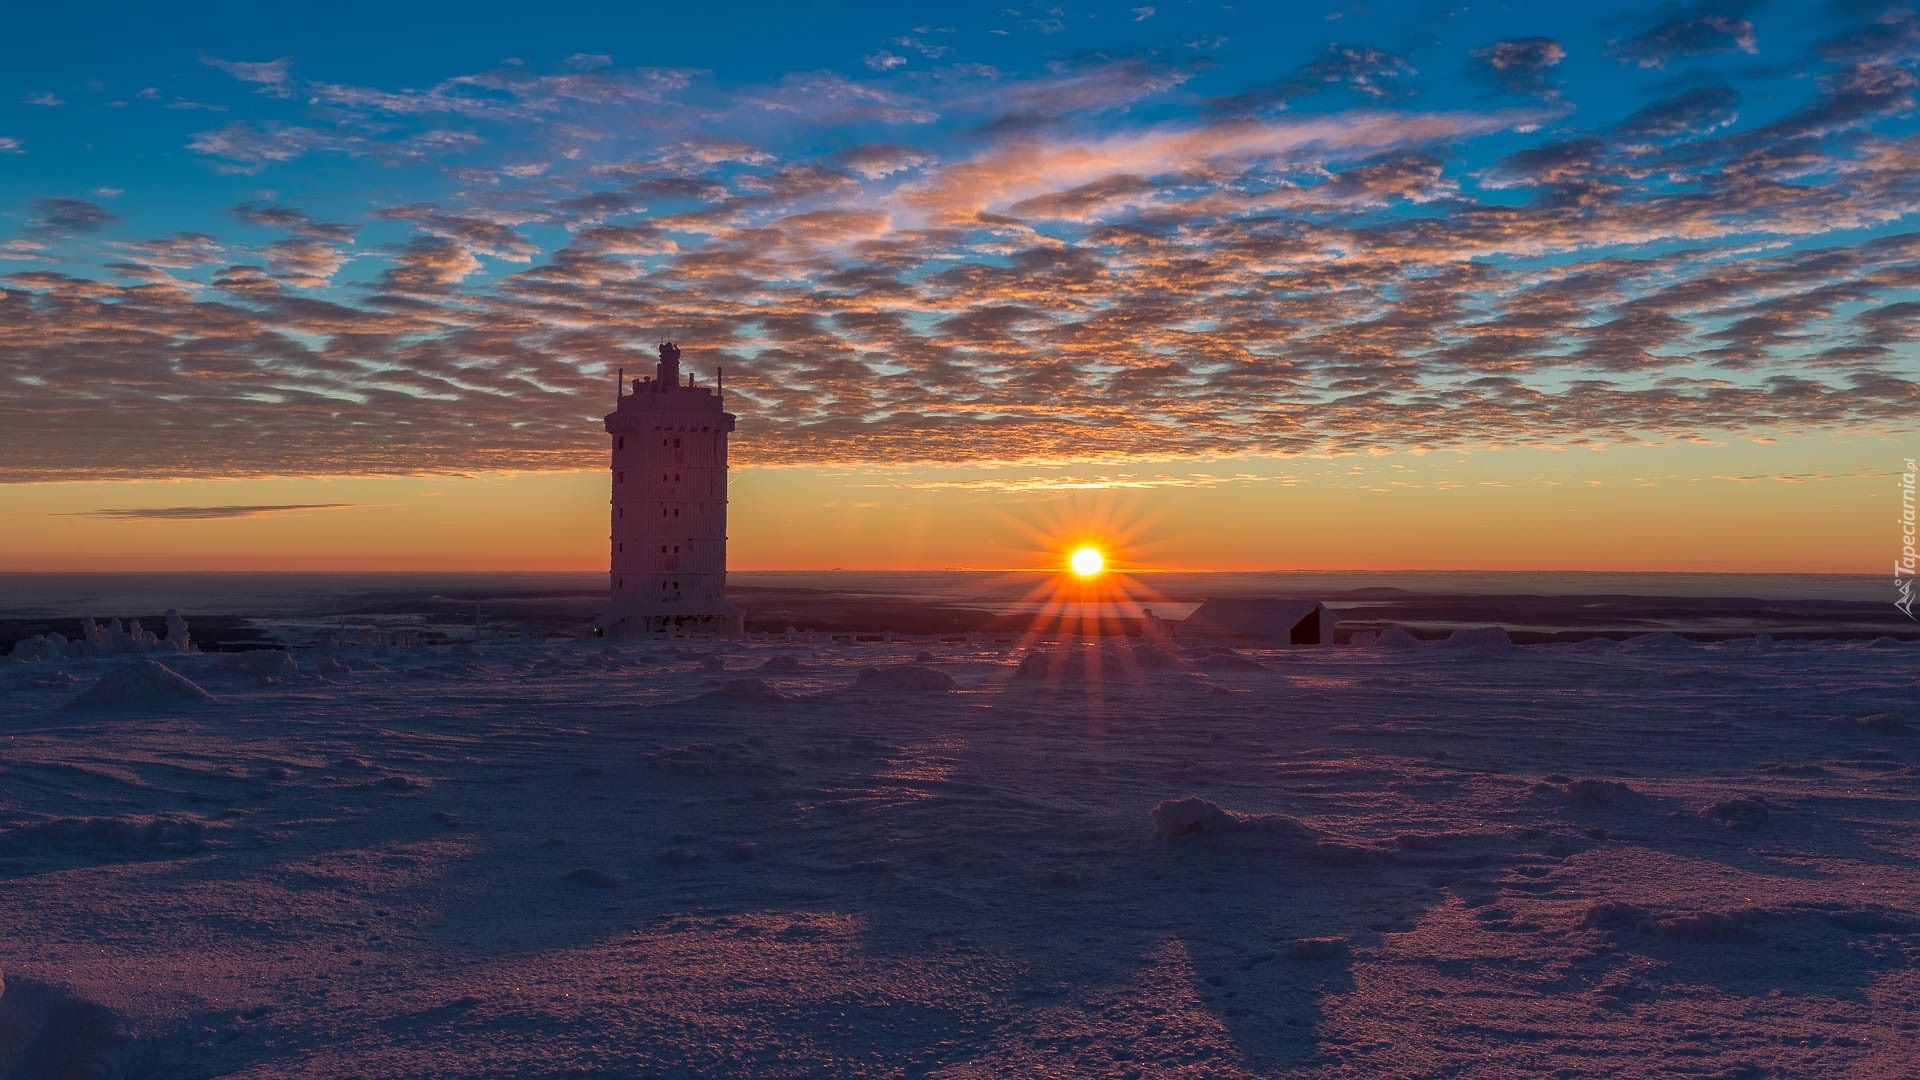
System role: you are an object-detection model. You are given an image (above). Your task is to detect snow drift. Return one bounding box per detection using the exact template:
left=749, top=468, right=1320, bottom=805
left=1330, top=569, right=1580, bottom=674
left=62, top=660, right=215, bottom=710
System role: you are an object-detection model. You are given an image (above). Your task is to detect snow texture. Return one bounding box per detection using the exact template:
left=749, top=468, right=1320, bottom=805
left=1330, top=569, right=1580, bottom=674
left=1014, top=642, right=1185, bottom=681
left=1185, top=648, right=1271, bottom=671
left=218, top=650, right=300, bottom=681
left=1, top=635, right=1918, bottom=1077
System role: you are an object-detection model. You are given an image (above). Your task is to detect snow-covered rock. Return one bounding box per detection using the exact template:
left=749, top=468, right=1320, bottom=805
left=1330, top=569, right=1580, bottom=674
left=1149, top=796, right=1320, bottom=843
left=1376, top=627, right=1422, bottom=650
left=852, top=665, right=956, bottom=692
left=702, top=678, right=790, bottom=702
left=1440, top=626, right=1513, bottom=651
left=1619, top=632, right=1695, bottom=651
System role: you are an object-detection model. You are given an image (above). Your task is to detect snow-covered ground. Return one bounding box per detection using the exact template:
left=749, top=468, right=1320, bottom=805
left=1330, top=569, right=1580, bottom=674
left=2, top=634, right=1917, bottom=1077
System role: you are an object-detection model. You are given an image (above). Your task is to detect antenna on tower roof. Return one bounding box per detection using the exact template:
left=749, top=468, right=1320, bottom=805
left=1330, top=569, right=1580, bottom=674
left=616, top=367, right=624, bottom=403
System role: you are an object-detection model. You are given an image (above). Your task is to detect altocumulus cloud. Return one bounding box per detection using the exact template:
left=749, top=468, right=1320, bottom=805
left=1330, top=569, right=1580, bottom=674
left=3, top=5, right=1920, bottom=483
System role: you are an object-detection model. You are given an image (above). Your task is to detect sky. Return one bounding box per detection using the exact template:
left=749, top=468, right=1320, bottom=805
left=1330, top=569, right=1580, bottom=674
left=1, top=0, right=1915, bottom=572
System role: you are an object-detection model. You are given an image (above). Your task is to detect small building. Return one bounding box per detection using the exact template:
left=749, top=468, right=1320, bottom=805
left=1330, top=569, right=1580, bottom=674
left=594, top=342, right=744, bottom=637
left=1175, top=597, right=1337, bottom=645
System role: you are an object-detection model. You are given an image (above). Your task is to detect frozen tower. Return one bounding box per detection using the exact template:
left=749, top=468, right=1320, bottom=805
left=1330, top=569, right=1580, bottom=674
left=595, top=342, right=743, bottom=636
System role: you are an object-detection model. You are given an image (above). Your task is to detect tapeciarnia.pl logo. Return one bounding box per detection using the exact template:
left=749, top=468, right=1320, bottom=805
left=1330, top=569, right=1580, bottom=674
left=1899, top=457, right=1917, bottom=621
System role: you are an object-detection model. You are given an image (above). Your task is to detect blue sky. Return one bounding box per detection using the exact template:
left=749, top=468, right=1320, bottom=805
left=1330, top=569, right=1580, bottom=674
left=0, top=0, right=1916, bottom=571
left=4, top=2, right=1868, bottom=242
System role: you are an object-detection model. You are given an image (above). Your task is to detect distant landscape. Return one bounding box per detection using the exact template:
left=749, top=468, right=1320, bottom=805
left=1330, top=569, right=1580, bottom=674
left=2, top=572, right=1908, bottom=652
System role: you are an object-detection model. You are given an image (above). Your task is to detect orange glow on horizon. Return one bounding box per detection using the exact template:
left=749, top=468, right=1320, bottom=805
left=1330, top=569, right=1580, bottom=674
left=0, top=435, right=1896, bottom=576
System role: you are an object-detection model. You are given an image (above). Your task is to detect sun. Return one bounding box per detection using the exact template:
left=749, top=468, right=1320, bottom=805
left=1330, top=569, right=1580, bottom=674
left=1069, top=546, right=1105, bottom=578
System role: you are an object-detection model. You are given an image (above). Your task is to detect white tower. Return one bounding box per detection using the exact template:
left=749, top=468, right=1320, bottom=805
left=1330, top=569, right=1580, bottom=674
left=595, top=342, right=743, bottom=636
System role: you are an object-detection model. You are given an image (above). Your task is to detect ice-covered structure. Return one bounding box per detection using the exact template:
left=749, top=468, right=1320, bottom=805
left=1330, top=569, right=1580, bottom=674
left=593, top=343, right=744, bottom=637
left=1175, top=597, right=1337, bottom=645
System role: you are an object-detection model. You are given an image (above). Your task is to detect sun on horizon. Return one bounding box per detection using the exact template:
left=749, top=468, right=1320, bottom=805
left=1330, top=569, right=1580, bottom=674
left=1069, top=546, right=1106, bottom=578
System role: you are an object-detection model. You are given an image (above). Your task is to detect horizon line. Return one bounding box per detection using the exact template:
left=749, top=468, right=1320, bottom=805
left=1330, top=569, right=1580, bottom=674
left=0, top=566, right=1883, bottom=577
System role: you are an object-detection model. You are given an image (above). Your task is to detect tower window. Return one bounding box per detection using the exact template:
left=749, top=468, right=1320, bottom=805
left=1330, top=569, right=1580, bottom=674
left=617, top=471, right=624, bottom=484
left=673, top=438, right=681, bottom=448
left=617, top=437, right=624, bottom=450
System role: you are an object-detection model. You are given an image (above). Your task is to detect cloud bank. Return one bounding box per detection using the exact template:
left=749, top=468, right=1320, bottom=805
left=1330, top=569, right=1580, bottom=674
left=75, top=504, right=359, bottom=520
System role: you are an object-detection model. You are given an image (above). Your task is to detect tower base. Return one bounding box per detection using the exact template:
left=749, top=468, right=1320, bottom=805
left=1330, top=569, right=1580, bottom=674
left=591, top=605, right=744, bottom=638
